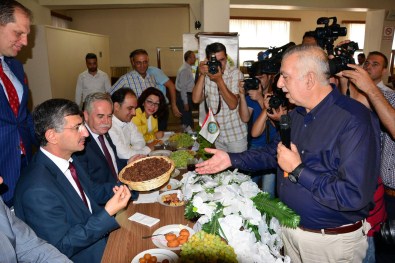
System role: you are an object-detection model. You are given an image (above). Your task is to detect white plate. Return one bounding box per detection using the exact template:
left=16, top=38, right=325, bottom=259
left=158, top=190, right=185, bottom=207
left=171, top=169, right=180, bottom=178
left=151, top=224, right=195, bottom=251
left=160, top=179, right=180, bottom=192
left=131, top=248, right=178, bottom=263
left=149, top=150, right=172, bottom=157
left=162, top=131, right=175, bottom=142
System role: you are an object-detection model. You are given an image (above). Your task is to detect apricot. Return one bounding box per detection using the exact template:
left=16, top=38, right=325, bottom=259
left=179, top=229, right=190, bottom=237
left=167, top=239, right=180, bottom=247
left=164, top=233, right=177, bottom=241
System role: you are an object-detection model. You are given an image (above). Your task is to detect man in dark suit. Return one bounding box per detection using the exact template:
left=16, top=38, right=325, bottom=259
left=0, top=175, right=72, bottom=263
left=0, top=0, right=36, bottom=207
left=14, top=98, right=131, bottom=263
left=74, top=92, right=143, bottom=185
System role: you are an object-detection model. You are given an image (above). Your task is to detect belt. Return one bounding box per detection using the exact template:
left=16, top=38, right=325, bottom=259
left=299, top=221, right=363, bottom=235
left=385, top=187, right=395, bottom=197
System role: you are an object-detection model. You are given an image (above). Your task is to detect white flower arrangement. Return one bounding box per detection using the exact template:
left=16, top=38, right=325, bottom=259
left=180, top=170, right=292, bottom=263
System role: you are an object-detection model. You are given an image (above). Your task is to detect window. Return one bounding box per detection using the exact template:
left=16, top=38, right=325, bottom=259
left=229, top=19, right=290, bottom=64
left=348, top=23, right=365, bottom=49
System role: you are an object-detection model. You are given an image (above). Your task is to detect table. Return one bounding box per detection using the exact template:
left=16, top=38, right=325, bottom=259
left=101, top=172, right=192, bottom=263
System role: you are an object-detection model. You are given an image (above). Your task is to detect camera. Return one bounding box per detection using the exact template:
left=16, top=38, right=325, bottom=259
left=329, top=41, right=359, bottom=75
left=243, top=78, right=260, bottom=91
left=314, top=17, right=347, bottom=55
left=207, top=54, right=221, bottom=74
left=268, top=82, right=287, bottom=114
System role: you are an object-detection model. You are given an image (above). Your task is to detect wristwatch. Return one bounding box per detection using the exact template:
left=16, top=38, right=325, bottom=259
left=289, top=163, right=305, bottom=183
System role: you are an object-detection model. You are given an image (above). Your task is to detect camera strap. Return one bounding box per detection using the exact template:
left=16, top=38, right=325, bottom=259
left=203, top=82, right=221, bottom=116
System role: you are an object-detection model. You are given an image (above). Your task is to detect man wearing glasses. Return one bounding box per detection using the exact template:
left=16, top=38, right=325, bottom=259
left=14, top=98, right=131, bottom=263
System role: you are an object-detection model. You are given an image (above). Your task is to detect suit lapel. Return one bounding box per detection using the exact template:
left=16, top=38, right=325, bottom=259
left=35, top=151, right=92, bottom=213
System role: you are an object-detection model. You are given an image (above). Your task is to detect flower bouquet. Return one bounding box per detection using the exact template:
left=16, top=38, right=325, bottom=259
left=180, top=170, right=300, bottom=263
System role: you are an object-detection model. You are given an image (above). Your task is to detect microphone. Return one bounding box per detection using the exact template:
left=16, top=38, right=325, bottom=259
left=279, top=114, right=291, bottom=178
left=279, top=114, right=291, bottom=149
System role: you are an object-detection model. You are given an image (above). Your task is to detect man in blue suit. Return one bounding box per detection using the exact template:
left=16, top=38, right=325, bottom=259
left=0, top=175, right=72, bottom=263
left=14, top=98, right=131, bottom=263
left=74, top=92, right=143, bottom=185
left=0, top=0, right=36, bottom=207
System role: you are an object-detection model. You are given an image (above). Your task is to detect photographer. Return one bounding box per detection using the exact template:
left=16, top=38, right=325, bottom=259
left=238, top=62, right=287, bottom=197
left=338, top=51, right=395, bottom=262
left=192, top=42, right=247, bottom=152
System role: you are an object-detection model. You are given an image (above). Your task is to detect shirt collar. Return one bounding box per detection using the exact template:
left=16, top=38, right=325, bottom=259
left=84, top=124, right=100, bottom=139
left=296, top=84, right=339, bottom=123
left=40, top=147, right=72, bottom=174
left=112, top=115, right=126, bottom=127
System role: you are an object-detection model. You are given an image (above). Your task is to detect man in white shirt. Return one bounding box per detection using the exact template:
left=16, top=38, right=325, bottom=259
left=109, top=88, right=153, bottom=160
left=176, top=50, right=196, bottom=132
left=75, top=53, right=111, bottom=108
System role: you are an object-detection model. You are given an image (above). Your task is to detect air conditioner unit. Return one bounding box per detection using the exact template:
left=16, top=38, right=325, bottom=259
left=387, top=10, right=395, bottom=21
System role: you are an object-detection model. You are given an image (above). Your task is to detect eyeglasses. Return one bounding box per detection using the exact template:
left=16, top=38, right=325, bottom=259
left=63, top=123, right=86, bottom=133
left=145, top=99, right=160, bottom=108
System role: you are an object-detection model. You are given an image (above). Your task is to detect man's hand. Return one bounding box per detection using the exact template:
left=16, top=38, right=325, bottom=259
left=277, top=142, right=301, bottom=173
left=105, top=185, right=131, bottom=216
left=338, top=64, right=377, bottom=94
left=171, top=103, right=182, bottom=118
left=267, top=105, right=287, bottom=122
left=195, top=148, right=231, bottom=174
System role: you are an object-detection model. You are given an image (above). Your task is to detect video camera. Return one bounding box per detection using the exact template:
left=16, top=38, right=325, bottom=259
left=314, top=17, right=347, bottom=55
left=243, top=42, right=295, bottom=91
left=329, top=41, right=359, bottom=75
left=207, top=54, right=221, bottom=74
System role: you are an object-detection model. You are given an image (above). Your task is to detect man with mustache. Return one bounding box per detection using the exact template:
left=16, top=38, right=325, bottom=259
left=14, top=98, right=131, bottom=263
left=74, top=92, right=142, bottom=185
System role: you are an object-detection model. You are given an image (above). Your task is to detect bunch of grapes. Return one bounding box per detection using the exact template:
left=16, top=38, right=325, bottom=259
left=180, top=231, right=237, bottom=263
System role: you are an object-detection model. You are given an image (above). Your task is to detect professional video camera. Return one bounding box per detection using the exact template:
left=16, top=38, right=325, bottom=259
left=207, top=54, right=221, bottom=74
left=243, top=42, right=295, bottom=91
left=314, top=17, right=347, bottom=55
left=329, top=41, right=359, bottom=75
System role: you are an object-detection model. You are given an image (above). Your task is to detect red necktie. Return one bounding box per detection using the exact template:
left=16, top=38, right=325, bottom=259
left=0, top=59, right=25, bottom=155
left=69, top=162, right=89, bottom=208
left=98, top=135, right=118, bottom=181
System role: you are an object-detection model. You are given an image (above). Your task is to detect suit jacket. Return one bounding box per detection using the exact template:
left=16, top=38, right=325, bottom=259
left=0, top=57, right=36, bottom=204
left=0, top=196, right=72, bottom=263
left=74, top=131, right=126, bottom=184
left=14, top=150, right=119, bottom=263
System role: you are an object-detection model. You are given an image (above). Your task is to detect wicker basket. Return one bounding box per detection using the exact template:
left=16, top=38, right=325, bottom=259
left=118, top=156, right=175, bottom=191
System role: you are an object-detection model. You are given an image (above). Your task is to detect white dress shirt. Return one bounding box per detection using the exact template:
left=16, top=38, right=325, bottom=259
left=75, top=69, right=111, bottom=106
left=40, top=147, right=92, bottom=213
left=377, top=80, right=393, bottom=93
left=109, top=115, right=151, bottom=159
left=85, top=125, right=119, bottom=174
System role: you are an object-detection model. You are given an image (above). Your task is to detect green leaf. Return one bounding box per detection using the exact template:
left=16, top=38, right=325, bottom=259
left=252, top=192, right=300, bottom=228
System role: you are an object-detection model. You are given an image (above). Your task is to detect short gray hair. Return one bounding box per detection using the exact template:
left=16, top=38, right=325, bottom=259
left=83, top=92, right=113, bottom=113
left=283, top=44, right=330, bottom=85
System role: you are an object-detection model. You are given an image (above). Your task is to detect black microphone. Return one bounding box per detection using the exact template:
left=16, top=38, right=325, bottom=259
left=279, top=114, right=291, bottom=149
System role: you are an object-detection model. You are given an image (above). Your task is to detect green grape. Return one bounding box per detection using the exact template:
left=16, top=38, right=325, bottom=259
left=180, top=231, right=237, bottom=263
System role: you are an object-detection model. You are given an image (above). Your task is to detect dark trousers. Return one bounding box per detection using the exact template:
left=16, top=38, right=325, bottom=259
left=176, top=91, right=194, bottom=128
